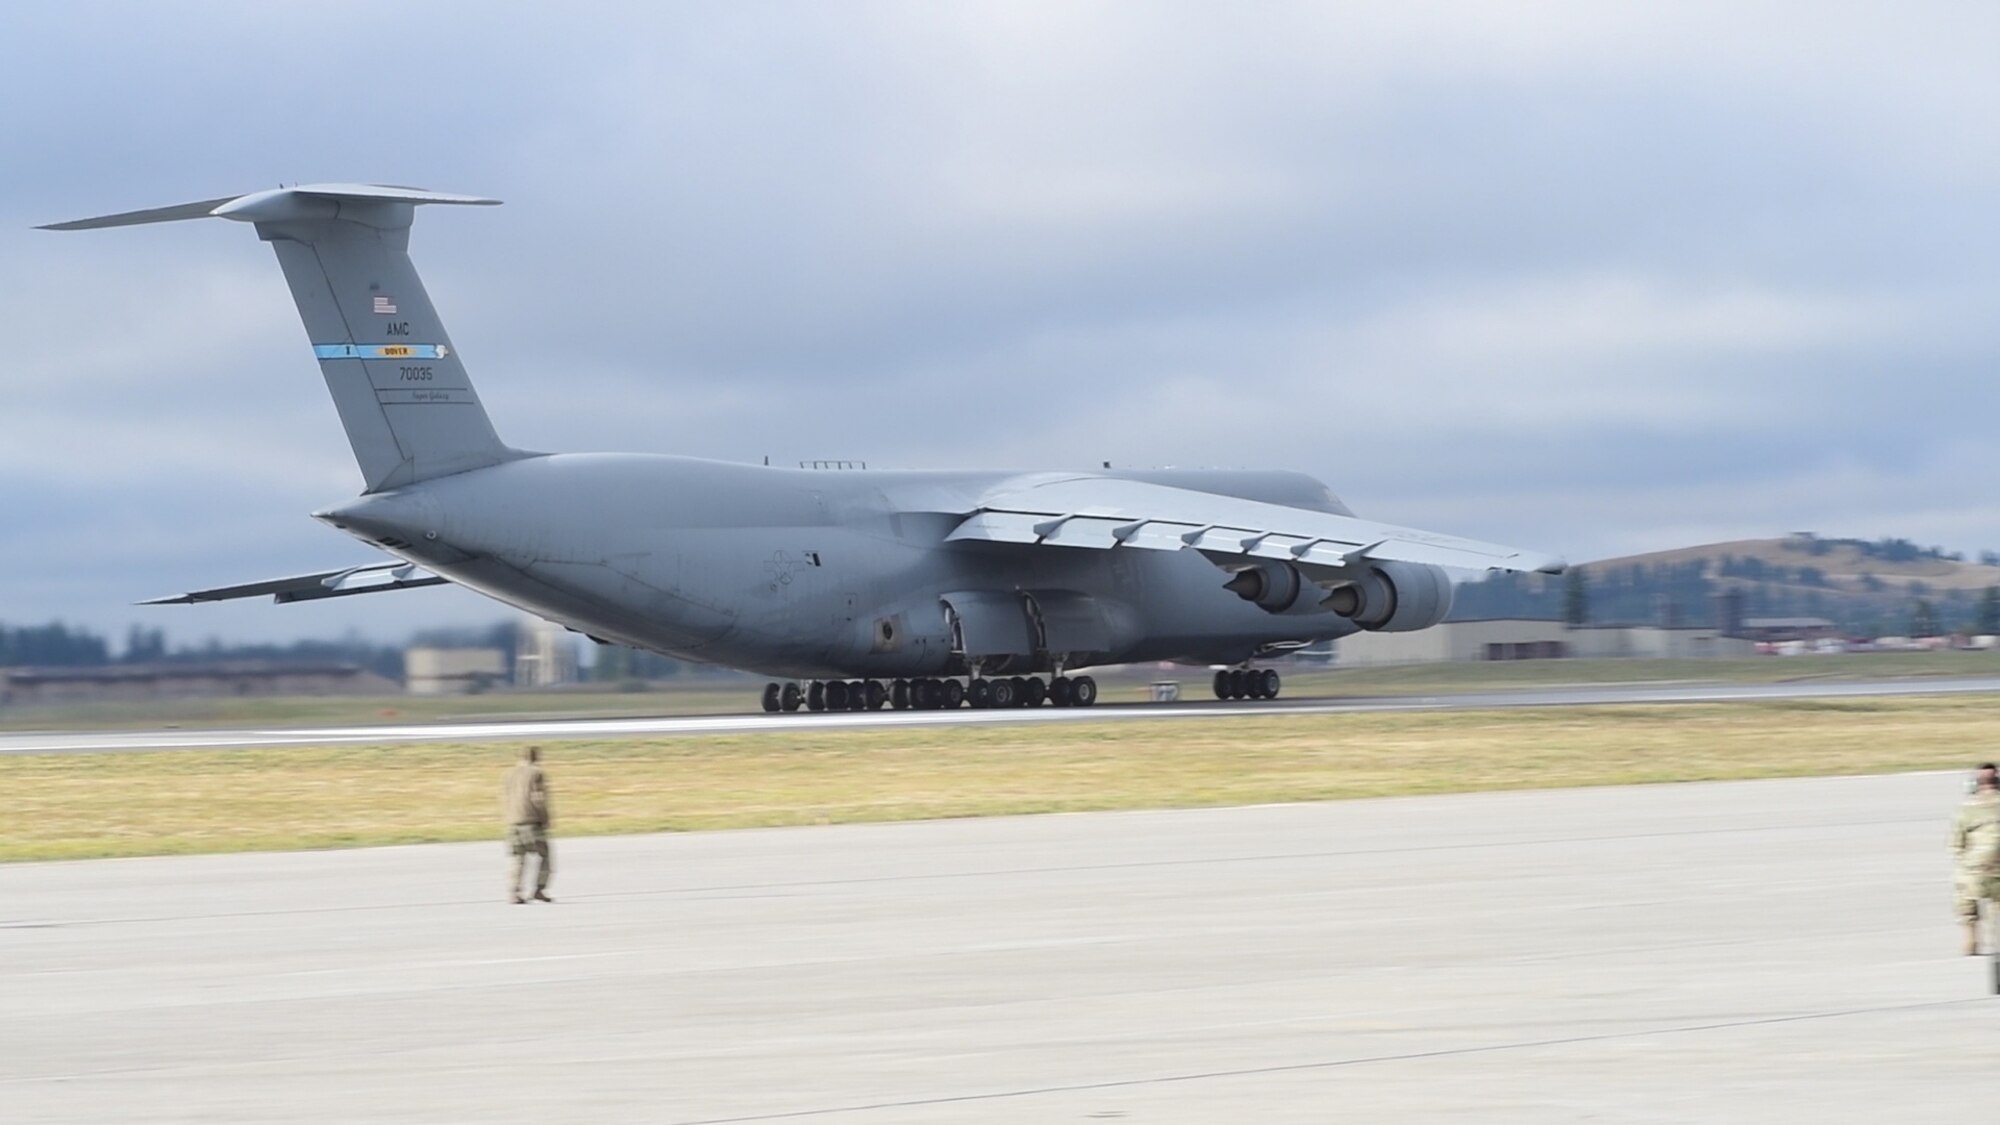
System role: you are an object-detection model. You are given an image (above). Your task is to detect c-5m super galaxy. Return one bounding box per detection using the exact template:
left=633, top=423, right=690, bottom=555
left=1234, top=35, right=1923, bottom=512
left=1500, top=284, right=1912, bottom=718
left=44, top=185, right=1563, bottom=713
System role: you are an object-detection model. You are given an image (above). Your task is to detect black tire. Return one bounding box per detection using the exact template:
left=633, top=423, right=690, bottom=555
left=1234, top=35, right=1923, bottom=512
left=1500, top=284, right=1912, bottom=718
left=1049, top=677, right=1072, bottom=707
left=1213, top=671, right=1231, bottom=700
left=826, top=680, right=849, bottom=710
left=781, top=682, right=803, bottom=711
left=1024, top=677, right=1047, bottom=707
left=892, top=680, right=910, bottom=710
left=1245, top=670, right=1267, bottom=700
left=969, top=679, right=992, bottom=708
left=867, top=681, right=888, bottom=710
left=848, top=681, right=868, bottom=711
left=1071, top=675, right=1098, bottom=707
left=943, top=679, right=965, bottom=708
left=761, top=683, right=781, bottom=713
left=807, top=681, right=826, bottom=712
left=989, top=678, right=1017, bottom=708
left=1262, top=669, right=1281, bottom=699
left=917, top=679, right=942, bottom=709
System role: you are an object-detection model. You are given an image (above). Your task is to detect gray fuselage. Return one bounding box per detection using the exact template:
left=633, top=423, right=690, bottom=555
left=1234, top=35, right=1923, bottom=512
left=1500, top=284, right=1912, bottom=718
left=320, top=455, right=1368, bottom=679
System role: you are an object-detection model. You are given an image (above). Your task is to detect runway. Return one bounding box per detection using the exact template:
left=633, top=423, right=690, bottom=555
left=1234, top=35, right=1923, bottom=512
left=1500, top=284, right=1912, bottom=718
left=4, top=675, right=1999, bottom=754
left=2, top=771, right=1993, bottom=1123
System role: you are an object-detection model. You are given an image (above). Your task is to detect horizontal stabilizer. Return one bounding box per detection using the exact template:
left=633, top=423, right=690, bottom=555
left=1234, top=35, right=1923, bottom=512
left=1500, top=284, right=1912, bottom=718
left=141, top=562, right=449, bottom=606
left=37, top=195, right=244, bottom=231
left=39, top=184, right=499, bottom=231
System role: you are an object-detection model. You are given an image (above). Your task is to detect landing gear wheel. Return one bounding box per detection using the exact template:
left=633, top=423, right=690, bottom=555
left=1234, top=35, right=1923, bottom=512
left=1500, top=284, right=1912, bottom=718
left=917, top=679, right=943, bottom=710
left=781, top=682, right=803, bottom=712
left=825, top=680, right=849, bottom=710
left=1245, top=671, right=1267, bottom=700
left=807, top=681, right=826, bottom=712
left=969, top=679, right=993, bottom=708
left=892, top=680, right=910, bottom=710
left=1049, top=677, right=1073, bottom=707
left=866, top=681, right=888, bottom=710
left=1023, top=677, right=1047, bottom=707
left=1261, top=669, right=1281, bottom=699
left=1071, top=675, right=1098, bottom=707
left=848, top=681, right=868, bottom=711
left=761, top=683, right=781, bottom=713
left=943, top=679, right=965, bottom=709
left=989, top=678, right=1017, bottom=708
left=1213, top=671, right=1231, bottom=701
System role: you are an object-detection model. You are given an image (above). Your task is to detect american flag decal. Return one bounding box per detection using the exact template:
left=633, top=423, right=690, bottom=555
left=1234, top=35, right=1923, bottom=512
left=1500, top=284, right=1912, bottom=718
left=372, top=295, right=398, bottom=315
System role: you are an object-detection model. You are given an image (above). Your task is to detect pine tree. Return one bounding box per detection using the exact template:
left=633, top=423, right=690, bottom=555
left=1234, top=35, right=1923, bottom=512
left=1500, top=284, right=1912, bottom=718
left=1563, top=569, right=1591, bottom=626
left=1977, top=587, right=2000, bottom=635
left=1910, top=599, right=1939, bottom=638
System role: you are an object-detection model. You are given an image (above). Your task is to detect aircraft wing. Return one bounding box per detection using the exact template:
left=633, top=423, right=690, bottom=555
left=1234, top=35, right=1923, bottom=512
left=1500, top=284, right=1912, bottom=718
left=945, top=476, right=1565, bottom=575
left=140, top=562, right=450, bottom=605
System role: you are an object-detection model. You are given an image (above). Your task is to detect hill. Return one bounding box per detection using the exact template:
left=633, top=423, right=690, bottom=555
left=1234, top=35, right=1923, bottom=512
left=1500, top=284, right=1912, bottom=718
left=1452, top=533, right=2000, bottom=636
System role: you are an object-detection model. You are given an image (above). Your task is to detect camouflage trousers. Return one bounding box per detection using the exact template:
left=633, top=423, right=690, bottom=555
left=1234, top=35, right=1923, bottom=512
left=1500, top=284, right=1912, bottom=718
left=1954, top=867, right=2000, bottom=918
left=508, top=823, right=552, bottom=898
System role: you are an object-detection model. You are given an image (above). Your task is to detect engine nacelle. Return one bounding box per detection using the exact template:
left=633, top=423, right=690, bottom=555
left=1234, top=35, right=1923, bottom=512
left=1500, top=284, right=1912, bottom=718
left=1320, top=561, right=1453, bottom=632
left=1221, top=559, right=1318, bottom=615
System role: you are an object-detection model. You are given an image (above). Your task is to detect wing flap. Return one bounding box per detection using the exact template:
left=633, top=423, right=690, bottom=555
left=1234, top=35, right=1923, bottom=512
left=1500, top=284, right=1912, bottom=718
left=948, top=476, right=1564, bottom=575
left=141, top=562, right=448, bottom=605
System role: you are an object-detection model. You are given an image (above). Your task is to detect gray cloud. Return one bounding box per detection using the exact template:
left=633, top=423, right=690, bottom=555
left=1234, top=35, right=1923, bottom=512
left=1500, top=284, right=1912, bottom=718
left=3, top=2, right=1997, bottom=644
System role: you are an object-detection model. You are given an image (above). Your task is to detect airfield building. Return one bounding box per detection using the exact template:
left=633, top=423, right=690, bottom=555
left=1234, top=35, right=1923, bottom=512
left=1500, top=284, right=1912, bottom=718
left=1334, top=619, right=1755, bottom=668
left=404, top=647, right=508, bottom=695
left=513, top=617, right=579, bottom=689
left=1736, top=617, right=1841, bottom=643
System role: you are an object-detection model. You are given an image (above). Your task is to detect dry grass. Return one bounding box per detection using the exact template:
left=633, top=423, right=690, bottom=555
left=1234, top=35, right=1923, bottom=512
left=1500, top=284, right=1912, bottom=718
left=8, top=695, right=1993, bottom=862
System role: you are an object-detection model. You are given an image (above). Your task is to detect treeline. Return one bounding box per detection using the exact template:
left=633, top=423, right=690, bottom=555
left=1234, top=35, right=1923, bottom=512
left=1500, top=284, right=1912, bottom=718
left=0, top=618, right=689, bottom=684
left=0, top=620, right=409, bottom=680
left=0, top=622, right=112, bottom=667
left=1782, top=533, right=1966, bottom=564
left=1452, top=561, right=2000, bottom=637
left=1453, top=561, right=1723, bottom=625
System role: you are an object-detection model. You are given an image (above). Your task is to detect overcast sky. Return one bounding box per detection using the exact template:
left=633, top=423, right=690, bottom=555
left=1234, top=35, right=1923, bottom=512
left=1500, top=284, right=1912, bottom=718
left=4, top=2, right=1997, bottom=647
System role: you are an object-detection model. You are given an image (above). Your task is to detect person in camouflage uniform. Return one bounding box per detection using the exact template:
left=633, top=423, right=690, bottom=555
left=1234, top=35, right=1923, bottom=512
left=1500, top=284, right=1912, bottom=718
left=1951, top=762, right=2000, bottom=955
left=503, top=745, right=554, bottom=904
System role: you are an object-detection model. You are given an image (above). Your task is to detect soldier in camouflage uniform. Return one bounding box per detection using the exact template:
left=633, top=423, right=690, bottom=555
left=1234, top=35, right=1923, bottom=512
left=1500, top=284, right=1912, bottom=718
left=1951, top=762, right=2000, bottom=955
left=504, top=745, right=554, bottom=904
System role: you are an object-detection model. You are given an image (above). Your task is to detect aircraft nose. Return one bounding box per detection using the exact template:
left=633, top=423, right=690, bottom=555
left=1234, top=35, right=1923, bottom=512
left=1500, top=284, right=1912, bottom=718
left=313, top=491, right=444, bottom=550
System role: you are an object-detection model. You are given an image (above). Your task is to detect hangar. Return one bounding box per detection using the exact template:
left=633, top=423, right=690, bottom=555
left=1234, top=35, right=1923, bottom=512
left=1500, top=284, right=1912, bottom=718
left=1334, top=619, right=1755, bottom=668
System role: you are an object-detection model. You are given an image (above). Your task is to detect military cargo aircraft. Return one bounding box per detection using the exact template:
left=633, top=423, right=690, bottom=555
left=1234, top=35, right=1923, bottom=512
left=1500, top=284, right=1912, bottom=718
left=43, top=185, right=1563, bottom=713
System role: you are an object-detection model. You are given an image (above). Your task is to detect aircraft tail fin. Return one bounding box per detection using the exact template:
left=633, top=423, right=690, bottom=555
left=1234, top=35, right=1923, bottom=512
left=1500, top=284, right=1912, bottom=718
left=41, top=184, right=525, bottom=493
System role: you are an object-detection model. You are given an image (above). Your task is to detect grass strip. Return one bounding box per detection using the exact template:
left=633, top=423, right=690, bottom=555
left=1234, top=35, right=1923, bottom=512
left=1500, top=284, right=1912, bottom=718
left=6, top=695, right=1991, bottom=863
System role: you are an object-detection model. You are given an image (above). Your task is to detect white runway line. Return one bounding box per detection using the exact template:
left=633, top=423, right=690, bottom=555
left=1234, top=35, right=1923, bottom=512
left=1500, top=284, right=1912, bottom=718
left=4, top=675, right=1998, bottom=754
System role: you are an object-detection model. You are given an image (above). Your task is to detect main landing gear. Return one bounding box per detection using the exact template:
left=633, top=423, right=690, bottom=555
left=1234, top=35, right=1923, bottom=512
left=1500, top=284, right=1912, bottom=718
left=1213, top=668, right=1282, bottom=701
left=759, top=675, right=1100, bottom=713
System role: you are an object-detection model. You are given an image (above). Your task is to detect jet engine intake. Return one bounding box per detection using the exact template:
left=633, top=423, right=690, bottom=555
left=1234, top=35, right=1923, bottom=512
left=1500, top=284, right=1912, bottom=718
left=1320, top=561, right=1452, bottom=632
left=1221, top=559, right=1312, bottom=614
